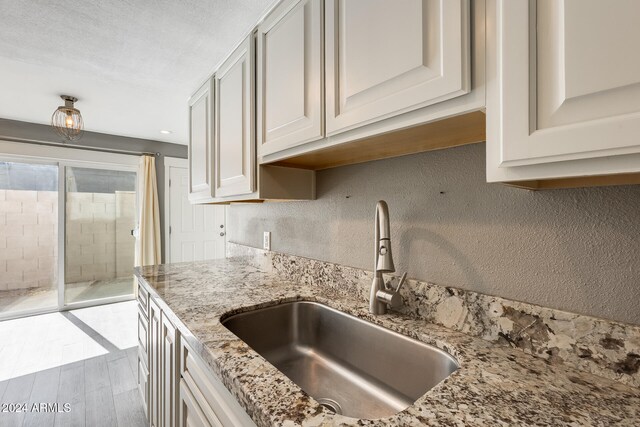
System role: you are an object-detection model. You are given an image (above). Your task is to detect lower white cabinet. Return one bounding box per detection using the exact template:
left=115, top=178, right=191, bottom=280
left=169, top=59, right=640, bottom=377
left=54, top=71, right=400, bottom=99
left=161, top=313, right=180, bottom=427
left=137, top=282, right=255, bottom=427
left=179, top=340, right=256, bottom=427
left=137, top=280, right=150, bottom=418
left=179, top=379, right=218, bottom=427
left=142, top=296, right=180, bottom=427
left=150, top=299, right=162, bottom=427
left=138, top=356, right=150, bottom=416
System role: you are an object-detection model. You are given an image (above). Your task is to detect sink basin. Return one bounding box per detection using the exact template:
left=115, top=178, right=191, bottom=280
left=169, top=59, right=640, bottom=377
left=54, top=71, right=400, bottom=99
left=221, top=301, right=458, bottom=419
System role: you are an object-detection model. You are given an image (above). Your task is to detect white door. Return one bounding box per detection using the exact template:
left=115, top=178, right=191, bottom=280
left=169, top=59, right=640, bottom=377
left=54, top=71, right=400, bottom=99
left=214, top=34, right=255, bottom=198
left=325, top=0, right=470, bottom=135
left=257, top=0, right=324, bottom=157
left=166, top=161, right=225, bottom=263
left=487, top=0, right=640, bottom=182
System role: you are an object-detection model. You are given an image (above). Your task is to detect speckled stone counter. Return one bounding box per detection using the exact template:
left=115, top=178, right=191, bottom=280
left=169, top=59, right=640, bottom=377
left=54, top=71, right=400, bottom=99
left=135, top=256, right=640, bottom=426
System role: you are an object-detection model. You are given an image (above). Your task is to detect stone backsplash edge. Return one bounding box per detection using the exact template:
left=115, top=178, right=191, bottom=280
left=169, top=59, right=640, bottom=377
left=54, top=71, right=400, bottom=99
left=226, top=242, right=640, bottom=388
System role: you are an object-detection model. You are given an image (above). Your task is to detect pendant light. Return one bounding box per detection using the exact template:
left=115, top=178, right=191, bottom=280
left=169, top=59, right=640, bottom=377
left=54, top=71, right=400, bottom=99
left=51, top=95, right=84, bottom=142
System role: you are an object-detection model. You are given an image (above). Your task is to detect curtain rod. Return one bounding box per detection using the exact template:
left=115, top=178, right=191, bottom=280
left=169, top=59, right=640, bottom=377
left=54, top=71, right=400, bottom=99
left=0, top=135, right=161, bottom=157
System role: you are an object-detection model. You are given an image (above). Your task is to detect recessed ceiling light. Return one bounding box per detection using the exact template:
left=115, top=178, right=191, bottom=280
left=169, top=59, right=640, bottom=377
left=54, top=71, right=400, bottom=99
left=160, top=130, right=172, bottom=135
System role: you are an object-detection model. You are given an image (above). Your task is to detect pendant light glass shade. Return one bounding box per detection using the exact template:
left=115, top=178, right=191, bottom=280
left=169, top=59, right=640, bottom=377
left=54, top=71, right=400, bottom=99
left=51, top=95, right=84, bottom=141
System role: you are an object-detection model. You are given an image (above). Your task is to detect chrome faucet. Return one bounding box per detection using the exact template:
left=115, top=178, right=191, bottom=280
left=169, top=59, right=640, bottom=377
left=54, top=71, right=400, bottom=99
left=369, top=200, right=407, bottom=315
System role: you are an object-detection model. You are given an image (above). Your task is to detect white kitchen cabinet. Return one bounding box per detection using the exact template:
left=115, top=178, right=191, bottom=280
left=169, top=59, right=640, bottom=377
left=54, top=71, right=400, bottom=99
left=137, top=280, right=150, bottom=419
left=161, top=313, right=180, bottom=427
left=137, top=281, right=255, bottom=427
left=214, top=35, right=255, bottom=198
left=179, top=379, right=222, bottom=427
left=179, top=340, right=256, bottom=427
left=259, top=0, right=484, bottom=169
left=487, top=0, right=640, bottom=188
left=138, top=311, right=149, bottom=358
left=257, top=0, right=324, bottom=157
left=325, top=0, right=471, bottom=135
left=138, top=356, right=150, bottom=418
left=188, top=31, right=315, bottom=205
left=190, top=0, right=485, bottom=199
left=150, top=299, right=162, bottom=427
left=188, top=79, right=215, bottom=202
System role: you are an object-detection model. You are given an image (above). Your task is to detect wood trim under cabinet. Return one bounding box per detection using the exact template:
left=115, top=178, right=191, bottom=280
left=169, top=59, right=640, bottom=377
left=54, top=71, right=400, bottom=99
left=504, top=173, right=640, bottom=191
left=270, top=111, right=486, bottom=170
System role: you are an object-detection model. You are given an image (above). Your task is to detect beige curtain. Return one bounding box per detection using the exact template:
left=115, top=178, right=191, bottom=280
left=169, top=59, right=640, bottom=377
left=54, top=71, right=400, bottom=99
left=135, top=155, right=161, bottom=266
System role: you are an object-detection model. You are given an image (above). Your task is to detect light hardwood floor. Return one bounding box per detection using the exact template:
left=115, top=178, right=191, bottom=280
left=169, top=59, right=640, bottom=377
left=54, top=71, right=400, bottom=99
left=0, top=301, right=146, bottom=427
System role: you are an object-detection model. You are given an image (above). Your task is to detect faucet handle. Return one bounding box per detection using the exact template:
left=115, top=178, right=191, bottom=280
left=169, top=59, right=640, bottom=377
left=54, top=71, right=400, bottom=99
left=377, top=272, right=408, bottom=310
left=394, top=272, right=407, bottom=293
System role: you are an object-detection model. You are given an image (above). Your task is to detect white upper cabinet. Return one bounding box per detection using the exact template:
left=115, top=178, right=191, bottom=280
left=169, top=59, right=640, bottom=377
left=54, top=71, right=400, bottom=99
left=487, top=0, right=640, bottom=184
left=188, top=80, right=215, bottom=202
left=325, top=0, right=471, bottom=135
left=257, top=0, right=324, bottom=157
left=214, top=35, right=255, bottom=198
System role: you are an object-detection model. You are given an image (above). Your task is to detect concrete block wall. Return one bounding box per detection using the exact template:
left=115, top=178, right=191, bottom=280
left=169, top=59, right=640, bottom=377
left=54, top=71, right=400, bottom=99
left=115, top=192, right=136, bottom=277
left=65, top=191, right=136, bottom=283
left=0, top=189, right=136, bottom=291
left=0, top=190, right=58, bottom=291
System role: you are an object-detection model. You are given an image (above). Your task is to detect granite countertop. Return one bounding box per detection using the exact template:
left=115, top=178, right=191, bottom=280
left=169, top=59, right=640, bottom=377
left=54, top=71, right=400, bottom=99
left=135, top=257, right=640, bottom=426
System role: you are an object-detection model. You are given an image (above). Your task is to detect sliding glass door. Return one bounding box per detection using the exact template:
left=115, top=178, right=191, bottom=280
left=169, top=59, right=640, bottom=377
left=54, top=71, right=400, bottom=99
left=0, top=160, right=60, bottom=318
left=63, top=165, right=137, bottom=306
left=0, top=153, right=138, bottom=319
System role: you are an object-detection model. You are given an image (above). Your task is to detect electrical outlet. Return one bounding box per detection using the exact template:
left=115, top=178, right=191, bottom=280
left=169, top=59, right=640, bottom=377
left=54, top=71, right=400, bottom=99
left=263, top=231, right=271, bottom=251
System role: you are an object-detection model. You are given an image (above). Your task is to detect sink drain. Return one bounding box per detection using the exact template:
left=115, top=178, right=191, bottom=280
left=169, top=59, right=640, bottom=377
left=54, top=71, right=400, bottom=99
left=317, top=398, right=342, bottom=415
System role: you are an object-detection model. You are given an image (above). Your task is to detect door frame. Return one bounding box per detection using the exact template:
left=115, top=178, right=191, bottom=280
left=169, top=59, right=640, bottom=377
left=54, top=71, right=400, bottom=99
left=164, top=157, right=188, bottom=263
left=59, top=160, right=138, bottom=311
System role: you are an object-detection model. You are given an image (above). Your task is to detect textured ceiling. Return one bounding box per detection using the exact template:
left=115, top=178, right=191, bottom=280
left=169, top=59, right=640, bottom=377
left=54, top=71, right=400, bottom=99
left=0, top=0, right=275, bottom=145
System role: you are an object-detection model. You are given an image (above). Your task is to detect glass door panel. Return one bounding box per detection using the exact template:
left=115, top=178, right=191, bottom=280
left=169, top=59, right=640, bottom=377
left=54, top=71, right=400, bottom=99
left=0, top=161, right=59, bottom=318
left=64, top=166, right=137, bottom=305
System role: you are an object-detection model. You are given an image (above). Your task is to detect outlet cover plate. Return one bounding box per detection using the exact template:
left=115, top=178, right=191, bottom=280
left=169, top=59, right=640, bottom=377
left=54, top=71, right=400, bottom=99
left=263, top=231, right=271, bottom=251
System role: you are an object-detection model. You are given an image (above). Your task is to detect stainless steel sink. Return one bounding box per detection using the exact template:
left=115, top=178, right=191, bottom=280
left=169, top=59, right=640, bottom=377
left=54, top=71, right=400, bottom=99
left=221, top=301, right=458, bottom=419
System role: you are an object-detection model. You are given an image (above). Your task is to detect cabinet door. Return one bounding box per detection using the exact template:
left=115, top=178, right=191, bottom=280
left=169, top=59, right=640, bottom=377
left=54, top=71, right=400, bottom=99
left=137, top=280, right=149, bottom=317
left=138, top=355, right=150, bottom=418
left=138, top=310, right=149, bottom=363
left=325, top=0, right=470, bottom=135
left=214, top=35, right=255, bottom=198
left=161, top=314, right=179, bottom=427
left=179, top=379, right=223, bottom=427
left=188, top=79, right=215, bottom=202
left=150, top=299, right=161, bottom=427
left=488, top=0, right=640, bottom=181
left=257, top=0, right=324, bottom=157
left=179, top=340, right=256, bottom=427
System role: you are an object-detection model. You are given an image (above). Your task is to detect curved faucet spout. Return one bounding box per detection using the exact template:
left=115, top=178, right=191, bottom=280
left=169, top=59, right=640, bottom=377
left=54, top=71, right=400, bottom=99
left=374, top=200, right=395, bottom=273
left=370, top=200, right=397, bottom=315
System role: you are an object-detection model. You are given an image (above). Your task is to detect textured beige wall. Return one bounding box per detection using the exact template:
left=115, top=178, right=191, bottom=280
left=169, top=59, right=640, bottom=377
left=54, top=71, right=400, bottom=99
left=0, top=190, right=57, bottom=290
left=228, top=143, right=640, bottom=325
